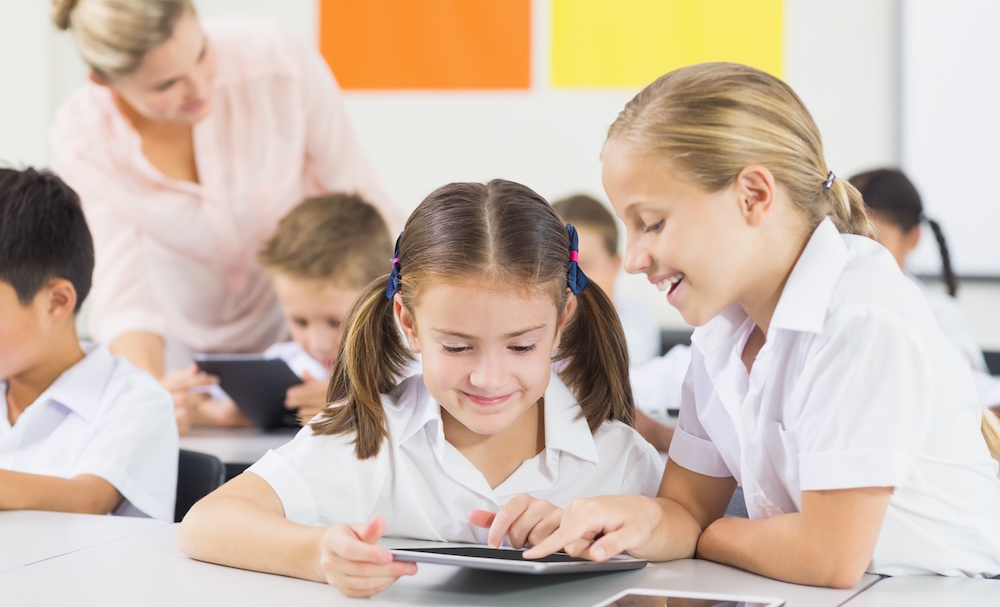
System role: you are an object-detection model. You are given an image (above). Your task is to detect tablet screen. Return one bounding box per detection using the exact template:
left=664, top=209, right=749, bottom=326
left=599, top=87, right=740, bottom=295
left=594, top=589, right=783, bottom=607
left=396, top=546, right=587, bottom=563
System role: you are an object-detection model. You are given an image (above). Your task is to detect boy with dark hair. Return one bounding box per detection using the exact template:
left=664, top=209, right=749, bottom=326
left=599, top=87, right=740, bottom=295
left=0, top=167, right=177, bottom=519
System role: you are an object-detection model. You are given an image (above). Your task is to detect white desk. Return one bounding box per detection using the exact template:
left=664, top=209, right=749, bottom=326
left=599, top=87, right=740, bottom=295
left=179, top=427, right=297, bottom=467
left=0, top=524, right=876, bottom=607
left=843, top=574, right=999, bottom=606
left=0, top=510, right=166, bottom=574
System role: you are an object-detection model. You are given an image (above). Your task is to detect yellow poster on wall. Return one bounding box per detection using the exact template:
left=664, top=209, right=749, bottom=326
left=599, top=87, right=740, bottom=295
left=552, top=0, right=783, bottom=87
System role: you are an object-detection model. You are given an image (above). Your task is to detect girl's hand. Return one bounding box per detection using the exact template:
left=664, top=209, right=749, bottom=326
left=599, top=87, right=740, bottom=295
left=318, top=515, right=417, bottom=597
left=468, top=495, right=562, bottom=549
left=522, top=495, right=664, bottom=562
left=285, top=372, right=329, bottom=425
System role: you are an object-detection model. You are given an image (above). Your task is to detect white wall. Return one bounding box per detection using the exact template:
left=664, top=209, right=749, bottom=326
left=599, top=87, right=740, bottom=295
left=5, top=0, right=999, bottom=348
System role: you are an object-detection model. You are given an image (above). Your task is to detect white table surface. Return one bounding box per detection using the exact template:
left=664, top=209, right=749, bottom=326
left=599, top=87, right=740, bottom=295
left=841, top=574, right=999, bottom=606
left=178, top=427, right=298, bottom=465
left=0, top=510, right=166, bottom=574
left=0, top=524, right=877, bottom=607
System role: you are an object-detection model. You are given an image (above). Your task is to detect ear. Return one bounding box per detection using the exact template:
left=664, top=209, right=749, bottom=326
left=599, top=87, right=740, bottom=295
left=735, top=165, right=778, bottom=227
left=612, top=253, right=622, bottom=274
left=902, top=225, right=921, bottom=256
left=38, top=279, right=78, bottom=326
left=552, top=290, right=578, bottom=351
left=393, top=293, right=420, bottom=353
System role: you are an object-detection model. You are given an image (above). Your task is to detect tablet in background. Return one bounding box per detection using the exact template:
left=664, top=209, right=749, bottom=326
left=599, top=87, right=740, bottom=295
left=193, top=354, right=303, bottom=429
left=388, top=545, right=647, bottom=575
left=592, top=588, right=784, bottom=607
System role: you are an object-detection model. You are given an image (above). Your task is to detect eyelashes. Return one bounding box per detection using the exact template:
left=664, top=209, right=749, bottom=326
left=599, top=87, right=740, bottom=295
left=441, top=345, right=537, bottom=355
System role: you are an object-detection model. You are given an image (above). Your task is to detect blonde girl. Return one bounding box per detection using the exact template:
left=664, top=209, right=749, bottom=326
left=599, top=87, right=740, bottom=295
left=525, top=62, right=1000, bottom=587
left=177, top=179, right=664, bottom=597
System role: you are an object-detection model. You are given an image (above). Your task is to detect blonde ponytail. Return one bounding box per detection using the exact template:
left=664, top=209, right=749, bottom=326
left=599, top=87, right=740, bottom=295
left=826, top=175, right=877, bottom=239
left=51, top=0, right=78, bottom=30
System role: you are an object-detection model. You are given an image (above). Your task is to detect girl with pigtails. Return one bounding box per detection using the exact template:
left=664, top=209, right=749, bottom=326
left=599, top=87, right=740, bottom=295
left=177, top=179, right=664, bottom=597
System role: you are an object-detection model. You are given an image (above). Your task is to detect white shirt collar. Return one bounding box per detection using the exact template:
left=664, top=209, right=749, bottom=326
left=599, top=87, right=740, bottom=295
left=769, top=217, right=849, bottom=335
left=33, top=343, right=114, bottom=423
left=384, top=370, right=599, bottom=464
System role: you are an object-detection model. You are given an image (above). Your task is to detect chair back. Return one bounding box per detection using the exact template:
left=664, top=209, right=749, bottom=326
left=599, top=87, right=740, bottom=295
left=175, top=449, right=226, bottom=523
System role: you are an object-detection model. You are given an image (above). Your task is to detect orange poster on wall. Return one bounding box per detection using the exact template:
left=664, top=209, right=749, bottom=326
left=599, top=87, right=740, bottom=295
left=320, top=0, right=532, bottom=90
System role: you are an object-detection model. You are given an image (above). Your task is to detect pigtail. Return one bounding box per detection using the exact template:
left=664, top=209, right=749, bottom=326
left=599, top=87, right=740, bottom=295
left=827, top=176, right=877, bottom=240
left=555, top=282, right=636, bottom=430
left=925, top=217, right=958, bottom=297
left=311, top=274, right=415, bottom=459
left=980, top=407, right=1000, bottom=464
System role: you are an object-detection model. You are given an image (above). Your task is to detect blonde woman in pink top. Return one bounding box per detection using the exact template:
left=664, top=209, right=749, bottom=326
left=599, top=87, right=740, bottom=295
left=49, top=1, right=400, bottom=431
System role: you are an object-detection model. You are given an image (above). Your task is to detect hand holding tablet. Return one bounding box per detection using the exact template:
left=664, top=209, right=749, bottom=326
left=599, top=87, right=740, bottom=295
left=193, top=354, right=304, bottom=429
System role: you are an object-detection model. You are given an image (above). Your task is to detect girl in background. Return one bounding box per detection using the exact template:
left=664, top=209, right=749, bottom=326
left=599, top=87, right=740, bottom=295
left=177, top=179, right=663, bottom=597
left=850, top=168, right=1000, bottom=410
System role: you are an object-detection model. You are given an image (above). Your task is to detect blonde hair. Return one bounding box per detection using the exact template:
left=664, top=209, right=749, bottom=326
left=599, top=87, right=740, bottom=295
left=981, top=406, right=1000, bottom=463
left=51, top=0, right=193, bottom=79
left=604, top=62, right=875, bottom=239
left=311, top=180, right=635, bottom=459
left=258, top=193, right=393, bottom=290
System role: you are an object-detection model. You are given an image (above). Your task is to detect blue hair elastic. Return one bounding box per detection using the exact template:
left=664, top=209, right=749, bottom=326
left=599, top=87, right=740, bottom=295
left=565, top=223, right=590, bottom=295
left=385, top=232, right=403, bottom=299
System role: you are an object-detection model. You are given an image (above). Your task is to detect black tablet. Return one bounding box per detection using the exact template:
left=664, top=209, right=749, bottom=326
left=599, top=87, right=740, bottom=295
left=193, top=354, right=303, bottom=429
left=388, top=545, right=647, bottom=575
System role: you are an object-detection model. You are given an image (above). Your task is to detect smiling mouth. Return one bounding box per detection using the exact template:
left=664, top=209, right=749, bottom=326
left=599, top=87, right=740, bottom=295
left=464, top=392, right=512, bottom=407
left=655, top=273, right=684, bottom=295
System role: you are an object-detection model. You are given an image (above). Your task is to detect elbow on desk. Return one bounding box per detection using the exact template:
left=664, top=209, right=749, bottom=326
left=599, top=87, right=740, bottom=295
left=175, top=499, right=210, bottom=559
left=807, top=554, right=870, bottom=590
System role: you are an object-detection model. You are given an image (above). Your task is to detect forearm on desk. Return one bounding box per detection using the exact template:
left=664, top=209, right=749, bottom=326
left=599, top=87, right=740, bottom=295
left=695, top=487, right=892, bottom=588
left=0, top=470, right=122, bottom=514
left=110, top=331, right=166, bottom=378
left=177, top=474, right=325, bottom=582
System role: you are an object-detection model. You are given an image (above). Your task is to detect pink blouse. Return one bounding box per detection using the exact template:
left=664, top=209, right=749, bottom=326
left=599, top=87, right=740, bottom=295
left=50, top=18, right=398, bottom=354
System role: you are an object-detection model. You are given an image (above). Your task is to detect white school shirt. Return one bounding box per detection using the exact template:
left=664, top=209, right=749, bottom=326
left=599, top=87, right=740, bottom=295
left=249, top=372, right=663, bottom=542
left=615, top=293, right=661, bottom=367
left=0, top=344, right=178, bottom=521
left=631, top=344, right=691, bottom=414
left=669, top=218, right=1000, bottom=577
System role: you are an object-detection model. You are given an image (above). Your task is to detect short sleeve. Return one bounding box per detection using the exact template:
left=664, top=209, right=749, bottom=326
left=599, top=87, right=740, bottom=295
left=619, top=435, right=666, bottom=497
left=247, top=425, right=390, bottom=527
left=72, top=369, right=178, bottom=521
left=667, top=347, right=732, bottom=478
left=793, top=308, right=933, bottom=491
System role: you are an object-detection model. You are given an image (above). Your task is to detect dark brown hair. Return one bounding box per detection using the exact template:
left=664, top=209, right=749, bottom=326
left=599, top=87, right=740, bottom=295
left=849, top=168, right=957, bottom=297
left=258, top=193, right=392, bottom=289
left=311, top=179, right=635, bottom=459
left=552, top=194, right=619, bottom=257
